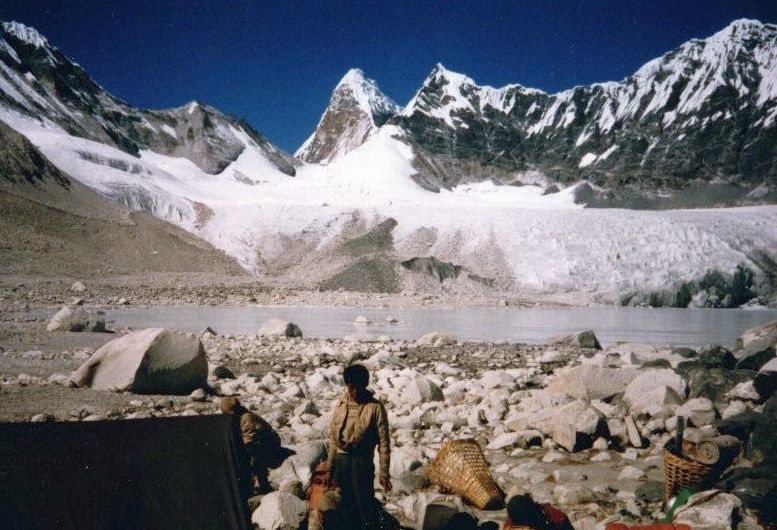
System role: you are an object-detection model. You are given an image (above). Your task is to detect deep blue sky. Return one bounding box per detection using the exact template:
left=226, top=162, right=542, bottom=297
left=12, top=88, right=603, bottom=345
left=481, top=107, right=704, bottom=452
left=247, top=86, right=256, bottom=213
left=2, top=1, right=776, bottom=153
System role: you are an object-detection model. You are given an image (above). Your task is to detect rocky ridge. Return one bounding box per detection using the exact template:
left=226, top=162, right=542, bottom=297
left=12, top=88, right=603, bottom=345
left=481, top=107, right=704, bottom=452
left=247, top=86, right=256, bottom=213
left=310, top=20, right=777, bottom=205
left=0, top=21, right=297, bottom=176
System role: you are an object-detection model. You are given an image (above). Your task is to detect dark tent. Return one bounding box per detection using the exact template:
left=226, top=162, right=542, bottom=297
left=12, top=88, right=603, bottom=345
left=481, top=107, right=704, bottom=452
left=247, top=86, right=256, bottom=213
left=0, top=414, right=252, bottom=530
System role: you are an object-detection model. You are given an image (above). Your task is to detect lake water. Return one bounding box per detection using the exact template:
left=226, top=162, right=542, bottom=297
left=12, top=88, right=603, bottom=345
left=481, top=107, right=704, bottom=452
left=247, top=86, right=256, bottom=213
left=101, top=305, right=777, bottom=349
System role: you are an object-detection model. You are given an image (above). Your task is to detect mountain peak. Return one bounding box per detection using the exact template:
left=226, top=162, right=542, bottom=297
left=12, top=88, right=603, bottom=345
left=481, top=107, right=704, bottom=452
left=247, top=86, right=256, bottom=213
left=2, top=21, right=50, bottom=49
left=295, top=68, right=399, bottom=163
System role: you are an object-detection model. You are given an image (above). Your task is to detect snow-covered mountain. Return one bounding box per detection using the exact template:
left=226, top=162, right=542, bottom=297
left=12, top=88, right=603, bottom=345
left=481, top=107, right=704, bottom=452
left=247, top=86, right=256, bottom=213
left=0, top=21, right=296, bottom=176
left=295, top=69, right=400, bottom=164
left=310, top=20, right=777, bottom=205
left=1, top=19, right=777, bottom=305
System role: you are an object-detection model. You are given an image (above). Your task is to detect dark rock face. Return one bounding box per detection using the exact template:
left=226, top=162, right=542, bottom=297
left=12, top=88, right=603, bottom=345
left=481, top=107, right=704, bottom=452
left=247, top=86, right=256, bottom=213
left=0, top=121, right=69, bottom=187
left=715, top=410, right=762, bottom=441
left=0, top=21, right=296, bottom=176
left=749, top=394, right=777, bottom=463
left=389, top=20, right=777, bottom=203
left=401, top=257, right=462, bottom=282
left=683, top=368, right=756, bottom=403
left=698, top=344, right=737, bottom=369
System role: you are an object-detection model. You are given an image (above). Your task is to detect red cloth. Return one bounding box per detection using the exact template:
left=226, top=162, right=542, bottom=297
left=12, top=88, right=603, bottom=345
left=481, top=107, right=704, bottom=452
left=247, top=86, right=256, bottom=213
left=503, top=504, right=575, bottom=530
left=604, top=523, right=691, bottom=530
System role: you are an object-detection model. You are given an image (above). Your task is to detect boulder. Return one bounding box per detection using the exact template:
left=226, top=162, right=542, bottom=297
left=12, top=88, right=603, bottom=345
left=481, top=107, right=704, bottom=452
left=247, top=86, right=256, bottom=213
left=623, top=369, right=686, bottom=407
left=737, top=319, right=777, bottom=351
left=354, top=315, right=372, bottom=325
left=735, top=342, right=775, bottom=371
left=675, top=397, right=716, bottom=427
left=259, top=319, right=303, bottom=338
left=749, top=393, right=777, bottom=464
left=418, top=332, right=456, bottom=347
left=755, top=358, right=777, bottom=400
left=405, top=376, right=444, bottom=404
left=673, top=490, right=742, bottom=530
left=697, top=344, right=736, bottom=369
left=546, top=330, right=602, bottom=350
left=70, top=328, right=207, bottom=394
left=629, top=385, right=684, bottom=417
left=546, top=365, right=637, bottom=401
left=251, top=491, right=307, bottom=530
left=70, top=281, right=86, bottom=292
left=715, top=465, right=777, bottom=521
left=684, top=368, right=756, bottom=403
left=47, top=305, right=105, bottom=332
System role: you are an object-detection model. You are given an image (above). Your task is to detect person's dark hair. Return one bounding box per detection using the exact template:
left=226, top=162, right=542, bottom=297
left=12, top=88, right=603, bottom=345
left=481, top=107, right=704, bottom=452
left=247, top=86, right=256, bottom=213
left=446, top=512, right=478, bottom=530
left=507, top=494, right=547, bottom=529
left=343, top=363, right=369, bottom=389
left=478, top=522, right=498, bottom=530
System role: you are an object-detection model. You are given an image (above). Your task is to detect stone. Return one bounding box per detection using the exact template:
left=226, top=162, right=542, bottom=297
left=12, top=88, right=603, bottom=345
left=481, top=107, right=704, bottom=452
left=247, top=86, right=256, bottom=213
left=715, top=410, right=762, bottom=442
left=354, top=315, right=372, bottom=324
left=735, top=339, right=775, bottom=371
left=546, top=330, right=602, bottom=350
left=755, top=358, right=777, bottom=400
left=258, top=319, right=303, bottom=338
left=737, top=319, right=777, bottom=351
left=189, top=388, right=207, bottom=402
left=553, top=468, right=588, bottom=482
left=405, top=376, right=444, bottom=404
left=553, top=485, right=594, bottom=505
left=673, top=490, right=742, bottom=530
left=546, top=365, right=638, bottom=400
left=636, top=481, right=665, bottom=503
left=629, top=385, right=684, bottom=417
left=623, top=369, right=686, bottom=407
left=211, top=365, right=236, bottom=380
left=46, top=305, right=93, bottom=332
left=590, top=452, right=611, bottom=462
left=487, top=432, right=521, bottom=450
left=748, top=394, right=777, bottom=463
left=625, top=416, right=644, bottom=448
left=607, top=418, right=629, bottom=446
left=31, top=413, right=53, bottom=422
left=675, top=397, right=716, bottom=427
left=70, top=328, right=207, bottom=394
left=725, top=380, right=760, bottom=402
left=251, top=491, right=307, bottom=530
left=70, top=281, right=86, bottom=292
left=698, top=344, right=736, bottom=369
left=684, top=368, right=756, bottom=403
left=418, top=332, right=456, bottom=347
left=618, top=466, right=646, bottom=480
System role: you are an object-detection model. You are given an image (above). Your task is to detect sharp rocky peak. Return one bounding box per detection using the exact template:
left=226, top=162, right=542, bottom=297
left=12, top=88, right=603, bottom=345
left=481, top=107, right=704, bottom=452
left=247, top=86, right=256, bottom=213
left=1, top=21, right=51, bottom=49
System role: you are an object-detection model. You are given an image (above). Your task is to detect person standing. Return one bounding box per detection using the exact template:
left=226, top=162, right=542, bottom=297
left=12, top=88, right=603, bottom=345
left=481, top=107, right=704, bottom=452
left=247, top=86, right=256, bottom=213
left=327, top=363, right=392, bottom=529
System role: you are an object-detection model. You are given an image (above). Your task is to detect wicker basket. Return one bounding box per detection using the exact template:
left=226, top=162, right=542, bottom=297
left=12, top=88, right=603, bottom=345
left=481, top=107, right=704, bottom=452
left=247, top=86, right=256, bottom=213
left=427, top=439, right=505, bottom=510
left=662, top=449, right=716, bottom=502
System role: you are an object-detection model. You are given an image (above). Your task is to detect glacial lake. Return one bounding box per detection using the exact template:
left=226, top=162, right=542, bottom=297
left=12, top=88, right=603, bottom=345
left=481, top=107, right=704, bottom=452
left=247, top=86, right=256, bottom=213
left=101, top=306, right=777, bottom=349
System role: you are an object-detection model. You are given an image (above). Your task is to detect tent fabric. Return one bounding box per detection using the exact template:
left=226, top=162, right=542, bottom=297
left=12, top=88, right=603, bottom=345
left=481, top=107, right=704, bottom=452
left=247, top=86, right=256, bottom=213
left=0, top=414, right=252, bottom=530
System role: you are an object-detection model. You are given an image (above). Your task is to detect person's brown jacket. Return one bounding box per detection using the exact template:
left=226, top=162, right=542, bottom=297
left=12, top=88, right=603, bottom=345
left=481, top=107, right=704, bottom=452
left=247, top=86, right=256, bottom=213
left=327, top=391, right=391, bottom=480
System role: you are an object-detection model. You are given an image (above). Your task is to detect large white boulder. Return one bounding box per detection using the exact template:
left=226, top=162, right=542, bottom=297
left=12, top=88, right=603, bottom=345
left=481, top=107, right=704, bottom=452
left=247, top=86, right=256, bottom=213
left=417, top=332, right=456, bottom=347
left=70, top=328, right=207, bottom=394
left=404, top=376, right=444, bottom=404
left=251, top=491, right=307, bottom=530
left=47, top=305, right=105, bottom=332
left=259, top=319, right=303, bottom=338
left=547, top=365, right=638, bottom=400
left=629, top=385, right=684, bottom=417
left=623, top=369, right=686, bottom=406
left=546, top=330, right=601, bottom=349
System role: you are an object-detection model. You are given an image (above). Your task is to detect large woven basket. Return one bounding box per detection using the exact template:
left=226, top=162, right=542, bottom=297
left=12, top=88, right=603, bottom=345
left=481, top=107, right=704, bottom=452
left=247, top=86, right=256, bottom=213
left=427, top=439, right=505, bottom=510
left=662, top=449, right=716, bottom=502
